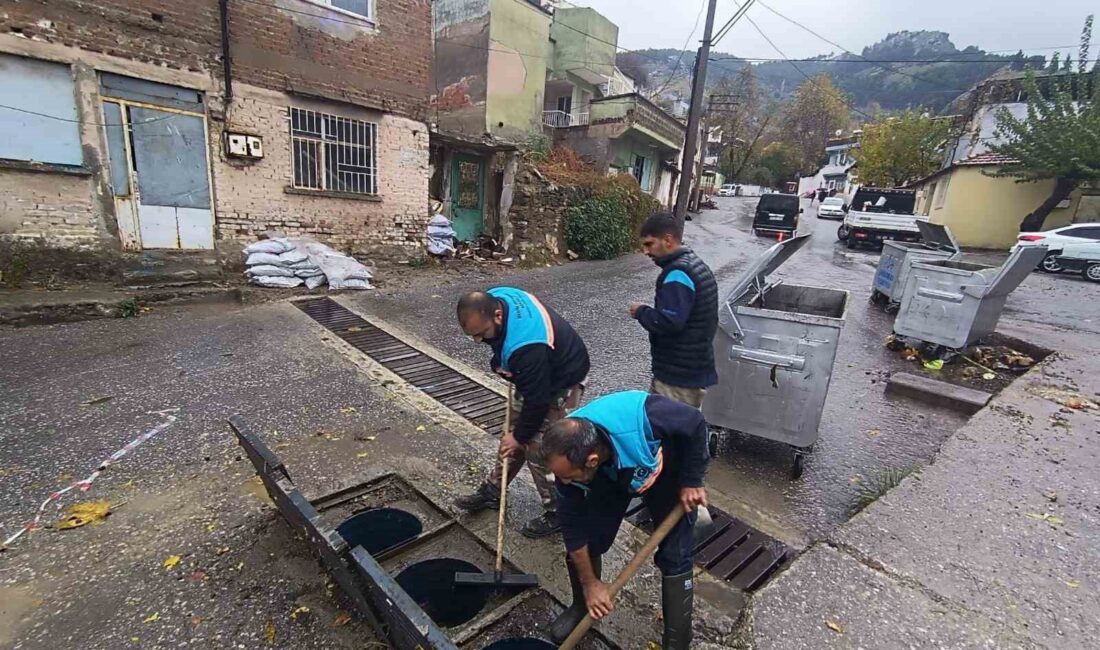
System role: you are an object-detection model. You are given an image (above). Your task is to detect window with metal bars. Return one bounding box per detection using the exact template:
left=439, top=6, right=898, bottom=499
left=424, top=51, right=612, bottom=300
left=290, top=107, right=377, bottom=195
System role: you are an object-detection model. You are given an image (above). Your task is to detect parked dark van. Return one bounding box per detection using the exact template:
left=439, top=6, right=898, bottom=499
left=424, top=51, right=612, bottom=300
left=753, top=193, right=802, bottom=237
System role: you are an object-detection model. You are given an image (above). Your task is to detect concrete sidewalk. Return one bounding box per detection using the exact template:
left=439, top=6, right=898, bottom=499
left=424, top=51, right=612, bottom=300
left=747, top=347, right=1099, bottom=648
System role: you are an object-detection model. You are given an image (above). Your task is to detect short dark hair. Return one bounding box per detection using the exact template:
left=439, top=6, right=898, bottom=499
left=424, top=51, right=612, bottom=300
left=543, top=417, right=602, bottom=467
left=639, top=211, right=682, bottom=240
left=457, top=291, right=498, bottom=321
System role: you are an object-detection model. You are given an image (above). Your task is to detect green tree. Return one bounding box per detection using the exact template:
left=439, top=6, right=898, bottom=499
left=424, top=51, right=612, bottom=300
left=755, top=142, right=799, bottom=185
left=782, top=74, right=852, bottom=174
left=855, top=109, right=952, bottom=186
left=989, top=15, right=1100, bottom=231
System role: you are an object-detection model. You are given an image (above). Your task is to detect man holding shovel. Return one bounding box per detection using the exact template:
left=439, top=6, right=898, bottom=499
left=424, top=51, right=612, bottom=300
left=540, top=390, right=709, bottom=649
left=454, top=288, right=589, bottom=538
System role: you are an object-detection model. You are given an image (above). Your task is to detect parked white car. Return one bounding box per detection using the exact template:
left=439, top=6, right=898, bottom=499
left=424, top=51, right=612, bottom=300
left=816, top=196, right=847, bottom=220
left=1055, top=242, right=1100, bottom=282
left=718, top=184, right=738, bottom=197
left=1010, top=223, right=1100, bottom=273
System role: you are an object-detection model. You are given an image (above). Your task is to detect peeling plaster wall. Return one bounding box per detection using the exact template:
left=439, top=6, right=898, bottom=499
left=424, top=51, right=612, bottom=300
left=433, top=0, right=490, bottom=136
left=485, top=0, right=550, bottom=142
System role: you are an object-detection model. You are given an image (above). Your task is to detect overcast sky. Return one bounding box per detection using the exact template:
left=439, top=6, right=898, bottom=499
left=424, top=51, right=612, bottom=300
left=577, top=0, right=1095, bottom=61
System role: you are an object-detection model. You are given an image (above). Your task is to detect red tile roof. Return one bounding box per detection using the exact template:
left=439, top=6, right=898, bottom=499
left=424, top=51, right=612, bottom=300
left=955, top=152, right=1020, bottom=166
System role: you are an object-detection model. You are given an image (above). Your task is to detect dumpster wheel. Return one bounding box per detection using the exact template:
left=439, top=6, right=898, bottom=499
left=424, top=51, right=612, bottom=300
left=790, top=447, right=811, bottom=480
left=708, top=431, right=720, bottom=459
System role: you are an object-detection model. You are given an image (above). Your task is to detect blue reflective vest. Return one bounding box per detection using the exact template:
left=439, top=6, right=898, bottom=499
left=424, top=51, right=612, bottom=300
left=488, top=287, right=555, bottom=371
left=569, top=391, right=663, bottom=494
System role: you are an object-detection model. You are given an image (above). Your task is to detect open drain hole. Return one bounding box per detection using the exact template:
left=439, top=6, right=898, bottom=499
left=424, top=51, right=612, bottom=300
left=337, top=507, right=423, bottom=556
left=395, top=558, right=488, bottom=627
left=482, top=639, right=556, bottom=650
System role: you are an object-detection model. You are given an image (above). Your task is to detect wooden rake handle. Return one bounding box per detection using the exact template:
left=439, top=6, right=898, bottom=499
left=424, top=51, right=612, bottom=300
left=494, top=383, right=514, bottom=575
left=558, top=507, right=686, bottom=650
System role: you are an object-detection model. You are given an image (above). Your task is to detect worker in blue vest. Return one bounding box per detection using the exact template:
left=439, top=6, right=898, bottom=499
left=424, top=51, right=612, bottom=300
left=629, top=212, right=719, bottom=408
left=540, top=390, right=709, bottom=649
left=454, top=287, right=590, bottom=538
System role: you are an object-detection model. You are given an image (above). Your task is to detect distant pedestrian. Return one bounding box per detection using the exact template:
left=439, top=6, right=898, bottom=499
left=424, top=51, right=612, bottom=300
left=629, top=212, right=718, bottom=407
left=453, top=287, right=590, bottom=538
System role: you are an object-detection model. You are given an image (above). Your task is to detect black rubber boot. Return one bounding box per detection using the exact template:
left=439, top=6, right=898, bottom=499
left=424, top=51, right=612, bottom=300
left=548, top=553, right=602, bottom=643
left=661, top=571, right=694, bottom=650
left=454, top=483, right=500, bottom=513
left=521, top=511, right=561, bottom=539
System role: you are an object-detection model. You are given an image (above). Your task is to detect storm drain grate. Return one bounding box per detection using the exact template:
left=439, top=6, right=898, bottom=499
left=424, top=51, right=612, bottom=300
left=294, top=297, right=509, bottom=436
left=627, top=502, right=790, bottom=592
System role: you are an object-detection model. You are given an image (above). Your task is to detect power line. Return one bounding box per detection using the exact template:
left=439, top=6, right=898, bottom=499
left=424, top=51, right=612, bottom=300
left=711, top=0, right=757, bottom=47
left=711, top=56, right=1048, bottom=64
left=647, top=0, right=708, bottom=97
left=0, top=103, right=179, bottom=127
left=744, top=14, right=874, bottom=120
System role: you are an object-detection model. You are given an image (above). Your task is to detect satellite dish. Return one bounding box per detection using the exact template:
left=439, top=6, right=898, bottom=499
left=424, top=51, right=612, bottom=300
left=835, top=129, right=843, bottom=137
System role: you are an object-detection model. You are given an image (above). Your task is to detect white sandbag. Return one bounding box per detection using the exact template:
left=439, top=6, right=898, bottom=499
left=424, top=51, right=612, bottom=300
left=296, top=268, right=325, bottom=278
left=251, top=275, right=303, bottom=288
left=278, top=249, right=309, bottom=265
left=244, top=238, right=293, bottom=255
left=338, top=278, right=372, bottom=290
left=304, top=274, right=327, bottom=290
left=245, top=264, right=296, bottom=278
left=291, top=239, right=373, bottom=289
left=245, top=252, right=285, bottom=267
left=288, top=259, right=316, bottom=269
left=426, top=214, right=457, bottom=256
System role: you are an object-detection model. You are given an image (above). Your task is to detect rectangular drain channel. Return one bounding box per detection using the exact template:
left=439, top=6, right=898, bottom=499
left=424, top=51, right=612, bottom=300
left=626, top=502, right=790, bottom=592
left=295, top=298, right=508, bottom=436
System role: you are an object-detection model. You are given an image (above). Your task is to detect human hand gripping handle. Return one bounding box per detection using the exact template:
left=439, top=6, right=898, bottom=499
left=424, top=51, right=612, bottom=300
left=680, top=486, right=708, bottom=512
left=558, top=508, right=687, bottom=650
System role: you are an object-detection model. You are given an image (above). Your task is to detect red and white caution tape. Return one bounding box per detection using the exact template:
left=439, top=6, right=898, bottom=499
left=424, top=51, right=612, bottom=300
left=2, top=408, right=179, bottom=549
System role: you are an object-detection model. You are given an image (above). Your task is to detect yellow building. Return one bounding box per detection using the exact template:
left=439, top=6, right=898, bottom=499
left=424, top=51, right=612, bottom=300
left=911, top=152, right=1086, bottom=249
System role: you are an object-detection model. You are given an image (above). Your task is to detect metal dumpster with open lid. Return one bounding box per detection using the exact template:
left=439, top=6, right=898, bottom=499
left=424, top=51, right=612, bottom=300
left=702, top=234, right=849, bottom=479
left=871, top=221, right=960, bottom=308
left=894, top=245, right=1048, bottom=349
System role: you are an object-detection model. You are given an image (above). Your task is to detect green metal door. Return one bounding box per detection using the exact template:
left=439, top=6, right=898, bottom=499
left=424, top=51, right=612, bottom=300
left=451, top=154, right=484, bottom=241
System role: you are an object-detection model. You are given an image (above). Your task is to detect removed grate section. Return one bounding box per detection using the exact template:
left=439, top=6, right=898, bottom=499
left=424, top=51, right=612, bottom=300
left=626, top=502, right=789, bottom=592
left=295, top=297, right=508, bottom=436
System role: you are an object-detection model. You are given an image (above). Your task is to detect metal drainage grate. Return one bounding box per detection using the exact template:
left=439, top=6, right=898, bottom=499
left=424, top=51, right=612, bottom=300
left=627, top=502, right=789, bottom=592
left=295, top=298, right=509, bottom=436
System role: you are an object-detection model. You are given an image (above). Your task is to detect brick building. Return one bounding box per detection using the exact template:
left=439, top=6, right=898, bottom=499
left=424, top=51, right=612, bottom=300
left=0, top=0, right=432, bottom=260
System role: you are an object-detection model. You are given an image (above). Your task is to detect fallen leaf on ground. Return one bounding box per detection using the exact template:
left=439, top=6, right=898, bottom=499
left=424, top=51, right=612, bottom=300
left=191, top=616, right=204, bottom=626
left=82, top=396, right=115, bottom=406
left=340, top=406, right=358, bottom=414
left=187, top=569, right=207, bottom=583
left=290, top=606, right=311, bottom=620
left=234, top=561, right=244, bottom=571
left=982, top=372, right=997, bottom=380
left=57, top=501, right=111, bottom=530
left=143, top=612, right=160, bottom=623
left=356, top=452, right=370, bottom=459
left=825, top=619, right=844, bottom=633
left=58, top=473, right=73, bottom=482
left=922, top=359, right=944, bottom=371
left=265, top=621, right=277, bottom=645
left=346, top=326, right=362, bottom=333
left=1066, top=580, right=1080, bottom=588
left=415, top=425, right=426, bottom=432
left=206, top=522, right=217, bottom=532
left=216, top=546, right=230, bottom=555
left=866, top=429, right=881, bottom=437
left=163, top=555, right=182, bottom=570
left=333, top=612, right=352, bottom=626
left=276, top=443, right=290, bottom=450
left=1025, top=512, right=1064, bottom=527
left=123, top=479, right=135, bottom=489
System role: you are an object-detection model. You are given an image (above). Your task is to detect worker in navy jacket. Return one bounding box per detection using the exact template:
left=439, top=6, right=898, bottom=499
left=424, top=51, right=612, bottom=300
left=630, top=212, right=718, bottom=407
left=540, top=390, right=709, bottom=649
left=454, top=287, right=590, bottom=538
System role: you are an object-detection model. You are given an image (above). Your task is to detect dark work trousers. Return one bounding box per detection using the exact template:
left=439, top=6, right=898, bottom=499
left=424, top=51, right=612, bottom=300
left=571, top=465, right=697, bottom=575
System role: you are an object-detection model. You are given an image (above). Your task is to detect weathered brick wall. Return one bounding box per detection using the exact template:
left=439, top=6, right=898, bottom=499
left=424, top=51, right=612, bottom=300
left=212, top=87, right=430, bottom=260
left=0, top=0, right=221, bottom=73
left=229, top=0, right=432, bottom=122
left=0, top=170, right=99, bottom=246
left=508, top=163, right=578, bottom=259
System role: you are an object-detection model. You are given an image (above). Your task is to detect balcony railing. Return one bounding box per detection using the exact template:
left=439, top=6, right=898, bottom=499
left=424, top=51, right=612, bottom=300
left=542, top=110, right=590, bottom=128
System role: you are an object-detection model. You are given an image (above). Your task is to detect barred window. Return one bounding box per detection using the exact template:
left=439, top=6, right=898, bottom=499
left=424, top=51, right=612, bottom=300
left=290, top=107, right=377, bottom=195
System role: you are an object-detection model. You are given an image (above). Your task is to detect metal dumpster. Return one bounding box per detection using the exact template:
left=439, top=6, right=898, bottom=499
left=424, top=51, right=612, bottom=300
left=894, top=245, right=1047, bottom=349
left=871, top=221, right=960, bottom=308
left=702, top=235, right=849, bottom=478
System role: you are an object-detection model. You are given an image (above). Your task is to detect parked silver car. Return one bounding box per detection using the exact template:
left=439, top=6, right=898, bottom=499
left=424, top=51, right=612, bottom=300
left=816, top=196, right=846, bottom=220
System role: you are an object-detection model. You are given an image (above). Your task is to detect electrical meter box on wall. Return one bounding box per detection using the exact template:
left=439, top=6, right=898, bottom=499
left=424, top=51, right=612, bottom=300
left=225, top=132, right=263, bottom=159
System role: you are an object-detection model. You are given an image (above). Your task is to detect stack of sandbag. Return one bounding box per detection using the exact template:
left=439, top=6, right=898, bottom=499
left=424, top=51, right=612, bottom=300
left=242, top=237, right=372, bottom=290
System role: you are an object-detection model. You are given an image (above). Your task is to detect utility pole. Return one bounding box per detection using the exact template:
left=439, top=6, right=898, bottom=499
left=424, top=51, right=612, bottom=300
left=674, top=0, right=720, bottom=223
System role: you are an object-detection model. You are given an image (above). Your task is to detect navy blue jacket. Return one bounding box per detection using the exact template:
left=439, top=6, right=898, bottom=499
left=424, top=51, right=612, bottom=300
left=556, top=393, right=709, bottom=553
left=634, top=248, right=718, bottom=388
left=484, top=289, right=589, bottom=443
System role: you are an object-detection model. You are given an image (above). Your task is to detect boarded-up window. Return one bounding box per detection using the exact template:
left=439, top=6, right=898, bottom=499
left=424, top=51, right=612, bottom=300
left=290, top=107, right=377, bottom=195
left=0, top=54, right=82, bottom=166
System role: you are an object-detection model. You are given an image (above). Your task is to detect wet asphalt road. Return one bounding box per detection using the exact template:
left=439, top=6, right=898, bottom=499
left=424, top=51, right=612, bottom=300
left=353, top=197, right=1100, bottom=544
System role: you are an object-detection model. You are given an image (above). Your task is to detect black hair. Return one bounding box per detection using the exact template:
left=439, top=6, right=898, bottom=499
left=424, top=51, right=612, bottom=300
left=543, top=417, right=602, bottom=467
left=456, top=291, right=498, bottom=321
left=639, top=211, right=682, bottom=241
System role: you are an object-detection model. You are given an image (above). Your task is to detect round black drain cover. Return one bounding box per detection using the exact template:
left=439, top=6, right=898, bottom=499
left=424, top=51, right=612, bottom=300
left=482, top=639, right=556, bottom=650
left=337, top=507, right=423, bottom=555
left=395, top=558, right=488, bottom=627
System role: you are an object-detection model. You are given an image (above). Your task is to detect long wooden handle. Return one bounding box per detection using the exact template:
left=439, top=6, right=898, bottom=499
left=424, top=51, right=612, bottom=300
left=558, top=507, right=686, bottom=650
left=494, top=384, right=514, bottom=574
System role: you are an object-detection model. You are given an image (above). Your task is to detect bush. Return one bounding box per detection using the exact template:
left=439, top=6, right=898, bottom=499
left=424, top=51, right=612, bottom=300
left=605, top=174, right=661, bottom=237
left=565, top=196, right=632, bottom=260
